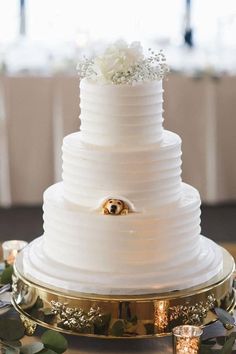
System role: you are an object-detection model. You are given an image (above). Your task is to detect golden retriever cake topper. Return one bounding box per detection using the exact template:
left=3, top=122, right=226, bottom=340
left=102, top=198, right=129, bottom=215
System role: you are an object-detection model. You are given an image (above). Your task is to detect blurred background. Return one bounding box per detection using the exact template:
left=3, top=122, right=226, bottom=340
left=0, top=0, right=235, bottom=249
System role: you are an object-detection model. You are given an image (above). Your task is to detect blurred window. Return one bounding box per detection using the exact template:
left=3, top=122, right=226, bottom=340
left=0, top=0, right=19, bottom=43
left=0, top=0, right=183, bottom=45
left=0, top=0, right=236, bottom=47
left=27, top=0, right=183, bottom=45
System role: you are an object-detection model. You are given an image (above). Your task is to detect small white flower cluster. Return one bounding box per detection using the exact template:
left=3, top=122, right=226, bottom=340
left=77, top=40, right=169, bottom=85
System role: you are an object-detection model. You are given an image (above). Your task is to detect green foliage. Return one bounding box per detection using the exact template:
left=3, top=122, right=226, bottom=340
left=200, top=346, right=214, bottom=354
left=201, top=333, right=236, bottom=354
left=129, top=315, right=138, bottom=325
left=0, top=308, right=67, bottom=354
left=34, top=297, right=44, bottom=310
left=220, top=333, right=236, bottom=354
left=1, top=266, right=14, bottom=284
left=37, top=349, right=58, bottom=354
left=144, top=322, right=154, bottom=335
left=41, top=330, right=68, bottom=354
left=20, top=342, right=44, bottom=354
left=217, top=336, right=229, bottom=346
left=202, top=338, right=217, bottom=346
left=110, top=320, right=125, bottom=337
left=5, top=341, right=22, bottom=348
left=94, top=313, right=111, bottom=335
left=0, top=318, right=25, bottom=341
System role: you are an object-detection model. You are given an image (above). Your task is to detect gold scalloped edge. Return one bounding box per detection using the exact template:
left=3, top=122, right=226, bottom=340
left=11, top=250, right=235, bottom=338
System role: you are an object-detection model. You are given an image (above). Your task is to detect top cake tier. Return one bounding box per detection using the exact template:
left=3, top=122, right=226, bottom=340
left=79, top=78, right=164, bottom=146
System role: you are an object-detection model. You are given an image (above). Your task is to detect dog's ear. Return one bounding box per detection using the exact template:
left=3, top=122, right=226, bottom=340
left=102, top=200, right=109, bottom=208
left=102, top=207, right=110, bottom=215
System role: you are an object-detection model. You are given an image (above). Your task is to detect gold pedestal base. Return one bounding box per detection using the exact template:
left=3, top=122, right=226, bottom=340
left=12, top=248, right=235, bottom=338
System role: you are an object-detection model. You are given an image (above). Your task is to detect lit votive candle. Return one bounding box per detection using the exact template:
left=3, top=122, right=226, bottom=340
left=154, top=300, right=169, bottom=333
left=2, top=240, right=28, bottom=266
left=172, top=325, right=203, bottom=354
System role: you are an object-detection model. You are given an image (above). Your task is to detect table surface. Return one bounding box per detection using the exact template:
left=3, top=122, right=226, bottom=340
left=21, top=315, right=236, bottom=354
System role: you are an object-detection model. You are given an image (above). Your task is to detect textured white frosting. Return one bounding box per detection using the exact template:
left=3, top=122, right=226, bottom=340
left=43, top=182, right=200, bottom=273
left=79, top=79, right=164, bottom=146
left=36, top=182, right=223, bottom=293
left=23, top=77, right=224, bottom=295
left=23, top=236, right=223, bottom=294
left=62, top=130, right=182, bottom=210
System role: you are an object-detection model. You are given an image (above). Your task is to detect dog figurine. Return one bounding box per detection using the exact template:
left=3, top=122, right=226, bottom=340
left=102, top=198, right=129, bottom=215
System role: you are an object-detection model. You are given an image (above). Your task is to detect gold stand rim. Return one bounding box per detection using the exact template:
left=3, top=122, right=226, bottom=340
left=12, top=290, right=236, bottom=339
left=11, top=248, right=235, bottom=338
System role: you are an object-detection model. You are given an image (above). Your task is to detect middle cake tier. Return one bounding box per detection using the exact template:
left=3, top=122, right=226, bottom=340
left=62, top=130, right=182, bottom=210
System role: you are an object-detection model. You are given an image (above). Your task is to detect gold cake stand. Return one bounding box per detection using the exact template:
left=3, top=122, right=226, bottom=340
left=12, top=247, right=235, bottom=338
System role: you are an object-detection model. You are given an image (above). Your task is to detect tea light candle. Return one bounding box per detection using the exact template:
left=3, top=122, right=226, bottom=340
left=172, top=325, right=203, bottom=354
left=2, top=240, right=28, bottom=266
left=154, top=300, right=169, bottom=333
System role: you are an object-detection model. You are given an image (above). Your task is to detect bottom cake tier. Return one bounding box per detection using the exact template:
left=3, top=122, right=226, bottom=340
left=12, top=246, right=235, bottom=338
left=22, top=235, right=222, bottom=295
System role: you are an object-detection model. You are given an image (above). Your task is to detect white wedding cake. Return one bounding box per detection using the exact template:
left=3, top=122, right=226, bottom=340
left=23, top=41, right=223, bottom=295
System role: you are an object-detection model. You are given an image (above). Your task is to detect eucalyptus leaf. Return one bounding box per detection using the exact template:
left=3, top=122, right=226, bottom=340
left=202, top=338, right=217, bottom=346
left=41, top=330, right=68, bottom=354
left=1, top=266, right=13, bottom=284
left=20, top=342, right=44, bottom=354
left=37, top=349, right=57, bottom=354
left=129, top=315, right=138, bottom=325
left=144, top=323, right=154, bottom=335
left=220, top=334, right=236, bottom=354
left=5, top=348, right=19, bottom=354
left=233, top=278, right=236, bottom=289
left=44, top=314, right=56, bottom=325
left=110, top=320, right=125, bottom=337
left=94, top=313, right=111, bottom=335
left=5, top=341, right=22, bottom=348
left=200, top=346, right=214, bottom=354
left=29, top=309, right=44, bottom=322
left=0, top=318, right=25, bottom=341
left=214, top=308, right=235, bottom=326
left=217, top=336, right=229, bottom=346
left=34, top=297, right=44, bottom=309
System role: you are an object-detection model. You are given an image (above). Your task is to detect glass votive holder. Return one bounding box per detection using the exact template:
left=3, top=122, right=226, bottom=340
left=172, top=325, right=203, bottom=354
left=2, top=240, right=28, bottom=266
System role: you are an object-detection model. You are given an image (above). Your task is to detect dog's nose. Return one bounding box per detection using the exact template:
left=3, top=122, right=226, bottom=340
left=110, top=205, right=117, bottom=214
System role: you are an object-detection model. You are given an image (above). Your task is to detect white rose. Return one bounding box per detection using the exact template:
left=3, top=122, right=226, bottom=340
left=92, top=40, right=144, bottom=82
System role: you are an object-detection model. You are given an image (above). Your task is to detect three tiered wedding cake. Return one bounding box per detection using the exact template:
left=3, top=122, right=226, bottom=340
left=23, top=41, right=223, bottom=295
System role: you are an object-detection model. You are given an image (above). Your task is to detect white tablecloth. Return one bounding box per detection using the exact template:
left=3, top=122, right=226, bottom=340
left=0, top=73, right=236, bottom=206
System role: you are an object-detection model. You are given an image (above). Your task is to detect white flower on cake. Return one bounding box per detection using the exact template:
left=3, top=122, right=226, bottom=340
left=77, top=40, right=169, bottom=85
left=93, top=40, right=144, bottom=82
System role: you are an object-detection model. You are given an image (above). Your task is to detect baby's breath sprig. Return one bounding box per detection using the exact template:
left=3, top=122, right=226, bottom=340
left=76, top=56, right=96, bottom=79
left=77, top=44, right=169, bottom=85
